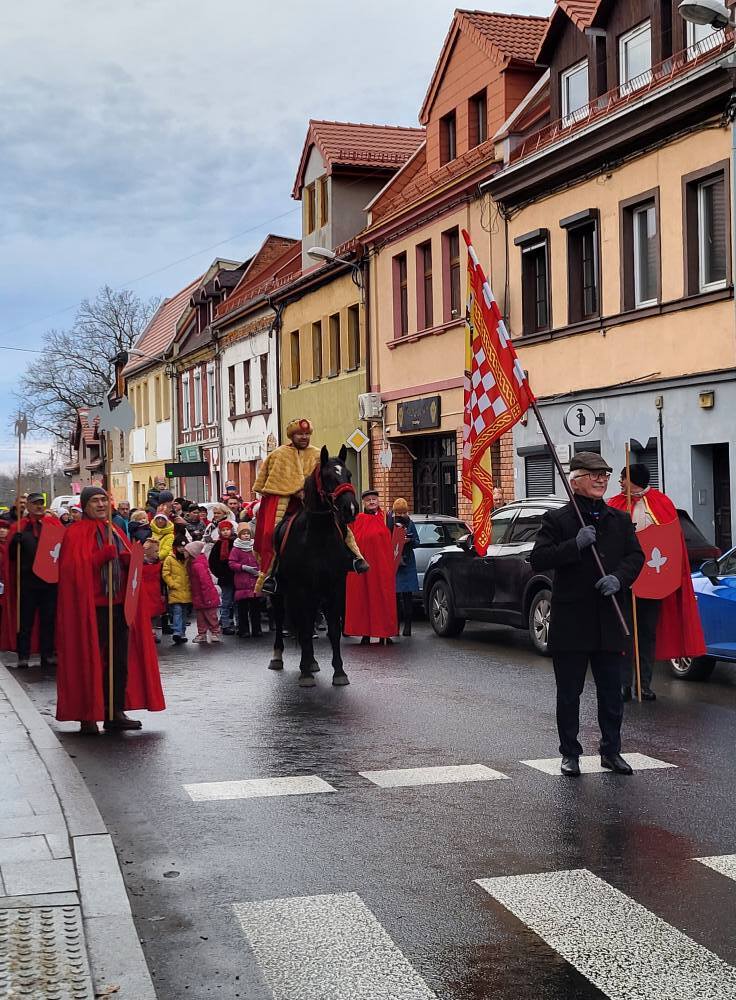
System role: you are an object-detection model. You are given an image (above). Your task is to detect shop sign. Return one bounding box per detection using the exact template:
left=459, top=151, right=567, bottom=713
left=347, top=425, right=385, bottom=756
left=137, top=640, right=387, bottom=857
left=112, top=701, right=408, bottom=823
left=179, top=444, right=201, bottom=462
left=562, top=403, right=601, bottom=438
left=397, top=396, right=441, bottom=433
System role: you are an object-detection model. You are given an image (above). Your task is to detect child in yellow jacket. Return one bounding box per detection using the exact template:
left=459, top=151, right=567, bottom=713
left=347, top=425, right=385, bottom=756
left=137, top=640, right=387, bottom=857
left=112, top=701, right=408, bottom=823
left=161, top=537, right=192, bottom=644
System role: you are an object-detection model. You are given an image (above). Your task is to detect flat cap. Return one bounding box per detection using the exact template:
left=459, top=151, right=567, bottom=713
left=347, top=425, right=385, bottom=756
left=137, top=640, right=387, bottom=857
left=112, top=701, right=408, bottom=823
left=569, top=451, right=612, bottom=473
left=26, top=492, right=45, bottom=504
left=361, top=488, right=379, bottom=499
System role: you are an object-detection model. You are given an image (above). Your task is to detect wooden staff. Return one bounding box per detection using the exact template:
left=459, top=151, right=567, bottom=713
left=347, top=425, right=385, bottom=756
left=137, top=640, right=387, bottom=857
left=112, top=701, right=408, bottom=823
left=625, top=443, right=642, bottom=702
left=15, top=418, right=22, bottom=633
left=106, top=432, right=114, bottom=722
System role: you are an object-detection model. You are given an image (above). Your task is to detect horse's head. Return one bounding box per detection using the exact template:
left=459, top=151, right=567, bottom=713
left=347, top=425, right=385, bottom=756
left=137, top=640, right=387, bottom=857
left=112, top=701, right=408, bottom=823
left=315, top=445, right=358, bottom=524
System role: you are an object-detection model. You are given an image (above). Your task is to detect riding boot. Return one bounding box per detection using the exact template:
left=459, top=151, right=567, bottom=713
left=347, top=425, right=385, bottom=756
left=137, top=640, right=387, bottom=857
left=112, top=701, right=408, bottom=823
left=401, top=593, right=412, bottom=637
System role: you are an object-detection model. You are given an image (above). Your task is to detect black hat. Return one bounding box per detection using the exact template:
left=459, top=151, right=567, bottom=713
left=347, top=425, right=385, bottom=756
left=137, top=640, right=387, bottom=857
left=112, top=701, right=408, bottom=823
left=569, top=451, right=612, bottom=473
left=26, top=492, right=45, bottom=504
left=80, top=486, right=107, bottom=509
left=361, top=488, right=379, bottom=499
left=158, top=490, right=174, bottom=504
left=624, top=463, right=651, bottom=489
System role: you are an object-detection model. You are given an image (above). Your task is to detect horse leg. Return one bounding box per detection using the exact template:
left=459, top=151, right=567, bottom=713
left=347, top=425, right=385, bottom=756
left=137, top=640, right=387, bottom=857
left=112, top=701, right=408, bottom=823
left=297, top=605, right=318, bottom=687
left=328, top=594, right=349, bottom=686
left=268, top=595, right=284, bottom=671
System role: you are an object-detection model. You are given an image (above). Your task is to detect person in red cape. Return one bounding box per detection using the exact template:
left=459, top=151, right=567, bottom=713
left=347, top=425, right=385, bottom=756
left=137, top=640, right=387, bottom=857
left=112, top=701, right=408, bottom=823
left=55, top=486, right=165, bottom=735
left=344, top=489, right=398, bottom=645
left=609, top=463, right=706, bottom=700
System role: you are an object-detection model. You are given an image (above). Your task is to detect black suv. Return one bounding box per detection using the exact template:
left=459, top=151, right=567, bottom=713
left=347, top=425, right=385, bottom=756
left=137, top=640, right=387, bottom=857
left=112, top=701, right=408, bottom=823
left=423, top=498, right=562, bottom=654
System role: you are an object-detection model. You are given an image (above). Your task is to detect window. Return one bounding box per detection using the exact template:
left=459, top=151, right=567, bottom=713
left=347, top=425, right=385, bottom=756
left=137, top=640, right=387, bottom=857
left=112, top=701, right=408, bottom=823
left=687, top=21, right=725, bottom=59
left=507, top=507, right=549, bottom=544
left=243, top=359, right=252, bottom=413
left=182, top=374, right=191, bottom=430
left=206, top=363, right=217, bottom=423
left=562, top=210, right=599, bottom=323
left=162, top=375, right=170, bottom=419
left=142, top=381, right=149, bottom=426
left=260, top=355, right=269, bottom=409
left=619, top=21, right=652, bottom=94
left=290, top=330, right=300, bottom=386
left=154, top=375, right=162, bottom=423
left=416, top=523, right=444, bottom=546
left=698, top=176, right=728, bottom=291
left=119, top=431, right=124, bottom=458
left=469, top=90, right=487, bottom=147
left=193, top=368, right=202, bottom=425
left=525, top=453, right=555, bottom=497
left=443, top=227, right=461, bottom=321
left=489, top=508, right=518, bottom=544
left=417, top=241, right=433, bottom=330
left=328, top=313, right=341, bottom=375
left=393, top=253, right=409, bottom=337
left=304, top=184, right=316, bottom=234
left=347, top=304, right=360, bottom=369
left=515, top=230, right=550, bottom=334
left=311, top=321, right=322, bottom=380
left=561, top=60, right=589, bottom=126
left=620, top=191, right=660, bottom=310
left=228, top=365, right=236, bottom=417
left=318, top=176, right=329, bottom=227
left=440, top=110, right=457, bottom=164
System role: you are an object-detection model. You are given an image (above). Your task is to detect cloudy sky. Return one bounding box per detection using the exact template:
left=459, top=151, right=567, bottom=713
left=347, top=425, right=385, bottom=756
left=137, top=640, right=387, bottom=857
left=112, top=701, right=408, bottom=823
left=0, top=0, right=551, bottom=479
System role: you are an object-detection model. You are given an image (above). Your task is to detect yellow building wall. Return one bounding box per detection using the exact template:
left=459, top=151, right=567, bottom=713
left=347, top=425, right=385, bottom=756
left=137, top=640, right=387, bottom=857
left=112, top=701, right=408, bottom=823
left=127, top=365, right=170, bottom=507
left=279, top=272, right=369, bottom=485
left=505, top=128, right=734, bottom=397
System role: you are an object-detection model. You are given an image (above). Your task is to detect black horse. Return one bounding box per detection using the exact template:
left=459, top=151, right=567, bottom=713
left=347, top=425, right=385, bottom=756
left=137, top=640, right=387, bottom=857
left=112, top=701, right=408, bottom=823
left=268, top=445, right=359, bottom=687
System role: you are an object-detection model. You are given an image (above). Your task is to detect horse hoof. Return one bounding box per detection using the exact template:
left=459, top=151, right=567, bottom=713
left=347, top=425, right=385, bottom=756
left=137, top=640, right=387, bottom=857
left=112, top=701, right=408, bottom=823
left=268, top=660, right=284, bottom=671
left=299, top=674, right=317, bottom=688
left=310, top=660, right=320, bottom=673
left=332, top=674, right=350, bottom=686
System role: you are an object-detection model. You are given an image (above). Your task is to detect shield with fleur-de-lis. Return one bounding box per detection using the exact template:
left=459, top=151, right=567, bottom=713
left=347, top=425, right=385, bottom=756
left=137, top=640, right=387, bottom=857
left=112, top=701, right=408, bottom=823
left=632, top=519, right=682, bottom=599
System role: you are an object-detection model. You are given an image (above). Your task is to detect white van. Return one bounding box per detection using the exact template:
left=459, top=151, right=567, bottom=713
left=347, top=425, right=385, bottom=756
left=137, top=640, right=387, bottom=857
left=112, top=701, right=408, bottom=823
left=49, top=495, right=80, bottom=515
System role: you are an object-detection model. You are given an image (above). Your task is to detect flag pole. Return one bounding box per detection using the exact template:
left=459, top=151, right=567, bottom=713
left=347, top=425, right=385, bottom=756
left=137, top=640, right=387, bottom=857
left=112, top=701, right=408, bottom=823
left=530, top=399, right=630, bottom=637
left=105, top=432, right=114, bottom=723
left=625, top=444, right=642, bottom=701
left=15, top=414, right=23, bottom=634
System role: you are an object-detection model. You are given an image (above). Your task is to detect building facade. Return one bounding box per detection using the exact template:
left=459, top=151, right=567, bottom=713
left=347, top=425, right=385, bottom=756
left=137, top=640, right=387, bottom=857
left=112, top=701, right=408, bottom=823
left=63, top=408, right=102, bottom=493
left=488, top=0, right=735, bottom=550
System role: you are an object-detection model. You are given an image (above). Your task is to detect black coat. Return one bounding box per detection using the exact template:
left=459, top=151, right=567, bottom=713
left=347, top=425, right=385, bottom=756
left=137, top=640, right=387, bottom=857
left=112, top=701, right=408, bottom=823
left=530, top=498, right=644, bottom=653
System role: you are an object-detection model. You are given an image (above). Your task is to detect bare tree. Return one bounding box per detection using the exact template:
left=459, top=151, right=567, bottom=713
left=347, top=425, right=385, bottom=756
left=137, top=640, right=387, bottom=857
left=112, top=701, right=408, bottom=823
left=17, top=286, right=159, bottom=445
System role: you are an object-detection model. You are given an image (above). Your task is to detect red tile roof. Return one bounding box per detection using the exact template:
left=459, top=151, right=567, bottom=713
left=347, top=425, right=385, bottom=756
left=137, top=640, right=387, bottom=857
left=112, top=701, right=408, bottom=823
left=216, top=241, right=302, bottom=321
left=124, top=275, right=203, bottom=376
left=292, top=120, right=425, bottom=198
left=77, top=407, right=99, bottom=445
left=555, top=0, right=601, bottom=30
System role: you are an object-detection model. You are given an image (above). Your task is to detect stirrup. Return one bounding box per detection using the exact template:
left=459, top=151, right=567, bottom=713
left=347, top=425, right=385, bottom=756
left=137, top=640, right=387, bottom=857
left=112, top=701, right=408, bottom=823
left=261, top=576, right=278, bottom=596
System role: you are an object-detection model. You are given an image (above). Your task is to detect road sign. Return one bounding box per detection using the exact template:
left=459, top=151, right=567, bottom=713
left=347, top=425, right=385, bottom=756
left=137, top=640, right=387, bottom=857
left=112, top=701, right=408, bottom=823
left=165, top=462, right=209, bottom=478
left=346, top=428, right=369, bottom=453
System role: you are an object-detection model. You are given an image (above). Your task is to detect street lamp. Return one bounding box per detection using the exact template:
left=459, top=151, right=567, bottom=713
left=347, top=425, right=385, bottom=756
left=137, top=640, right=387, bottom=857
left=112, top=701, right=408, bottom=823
left=35, top=449, right=55, bottom=500
left=306, top=246, right=364, bottom=294
left=678, top=0, right=734, bottom=27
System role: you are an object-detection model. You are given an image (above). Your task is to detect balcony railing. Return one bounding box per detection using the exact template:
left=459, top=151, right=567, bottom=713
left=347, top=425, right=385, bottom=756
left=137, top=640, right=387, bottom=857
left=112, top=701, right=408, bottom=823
left=509, top=29, right=735, bottom=164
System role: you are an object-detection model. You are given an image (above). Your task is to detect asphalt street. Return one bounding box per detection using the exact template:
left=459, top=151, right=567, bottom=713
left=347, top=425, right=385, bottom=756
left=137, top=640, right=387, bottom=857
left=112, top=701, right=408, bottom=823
left=15, top=621, right=736, bottom=1000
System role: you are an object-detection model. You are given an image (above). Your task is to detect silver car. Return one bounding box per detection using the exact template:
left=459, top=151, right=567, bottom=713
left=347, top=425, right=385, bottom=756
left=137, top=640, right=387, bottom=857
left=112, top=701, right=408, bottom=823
left=408, top=514, right=470, bottom=595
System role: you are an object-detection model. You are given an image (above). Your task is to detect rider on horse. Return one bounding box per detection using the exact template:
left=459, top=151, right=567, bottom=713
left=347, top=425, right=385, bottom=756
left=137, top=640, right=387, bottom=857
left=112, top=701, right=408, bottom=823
left=253, top=417, right=369, bottom=594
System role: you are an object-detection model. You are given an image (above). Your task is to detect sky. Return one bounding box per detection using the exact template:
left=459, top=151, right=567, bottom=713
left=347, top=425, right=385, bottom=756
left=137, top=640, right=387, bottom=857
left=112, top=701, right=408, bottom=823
left=0, top=0, right=551, bottom=475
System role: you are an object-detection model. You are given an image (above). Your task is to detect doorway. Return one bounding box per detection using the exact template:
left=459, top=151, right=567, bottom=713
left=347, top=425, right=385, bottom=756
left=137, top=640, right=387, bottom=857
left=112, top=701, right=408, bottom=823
left=413, top=434, right=458, bottom=516
left=713, top=443, right=732, bottom=552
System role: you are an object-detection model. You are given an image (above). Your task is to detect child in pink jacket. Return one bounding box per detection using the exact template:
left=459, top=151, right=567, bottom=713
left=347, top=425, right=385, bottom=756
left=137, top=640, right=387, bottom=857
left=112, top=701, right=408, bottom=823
left=185, top=540, right=221, bottom=643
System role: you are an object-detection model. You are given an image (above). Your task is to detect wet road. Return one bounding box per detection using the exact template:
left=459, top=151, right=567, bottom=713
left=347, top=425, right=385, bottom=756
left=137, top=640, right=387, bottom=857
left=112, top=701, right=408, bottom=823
left=14, top=622, right=736, bottom=1000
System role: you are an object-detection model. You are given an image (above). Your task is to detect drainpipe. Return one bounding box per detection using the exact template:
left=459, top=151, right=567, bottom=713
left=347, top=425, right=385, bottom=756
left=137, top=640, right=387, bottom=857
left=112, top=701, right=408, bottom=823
left=213, top=329, right=223, bottom=501
left=266, top=297, right=284, bottom=445
left=360, top=253, right=370, bottom=495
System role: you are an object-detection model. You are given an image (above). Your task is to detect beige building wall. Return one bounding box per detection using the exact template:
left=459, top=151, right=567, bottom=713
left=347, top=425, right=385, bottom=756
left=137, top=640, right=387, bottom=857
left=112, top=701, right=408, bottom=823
left=127, top=366, right=173, bottom=508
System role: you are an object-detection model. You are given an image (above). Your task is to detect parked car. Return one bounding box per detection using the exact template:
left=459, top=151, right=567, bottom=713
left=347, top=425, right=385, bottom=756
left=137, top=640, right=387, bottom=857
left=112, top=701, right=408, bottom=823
left=677, top=508, right=721, bottom=570
left=407, top=514, right=470, bottom=595
left=670, top=546, right=736, bottom=681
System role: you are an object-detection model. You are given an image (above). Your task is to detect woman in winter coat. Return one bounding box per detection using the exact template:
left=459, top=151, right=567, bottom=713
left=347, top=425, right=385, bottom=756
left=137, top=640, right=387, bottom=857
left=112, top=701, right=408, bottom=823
left=386, top=498, right=419, bottom=637
left=228, top=524, right=262, bottom=638
left=161, top=537, right=192, bottom=644
left=129, top=510, right=152, bottom=544
left=150, top=514, right=175, bottom=560
left=185, top=540, right=221, bottom=643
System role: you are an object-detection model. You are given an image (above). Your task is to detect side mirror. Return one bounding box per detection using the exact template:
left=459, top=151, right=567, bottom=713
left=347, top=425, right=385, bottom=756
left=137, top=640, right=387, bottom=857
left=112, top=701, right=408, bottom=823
left=700, top=558, right=720, bottom=582
left=457, top=532, right=475, bottom=553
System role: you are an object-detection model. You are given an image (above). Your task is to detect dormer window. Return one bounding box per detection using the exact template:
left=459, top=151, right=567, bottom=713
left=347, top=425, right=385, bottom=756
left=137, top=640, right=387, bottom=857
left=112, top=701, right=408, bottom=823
left=318, top=176, right=328, bottom=227
left=304, top=184, right=316, bottom=234
left=469, top=90, right=487, bottom=148
left=561, top=60, right=589, bottom=126
left=619, top=21, right=652, bottom=95
left=686, top=21, right=725, bottom=59
left=440, top=110, right=457, bottom=164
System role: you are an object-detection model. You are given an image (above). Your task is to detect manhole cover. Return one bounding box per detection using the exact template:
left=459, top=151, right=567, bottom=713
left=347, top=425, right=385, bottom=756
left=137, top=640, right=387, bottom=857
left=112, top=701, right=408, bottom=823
left=0, top=905, right=94, bottom=999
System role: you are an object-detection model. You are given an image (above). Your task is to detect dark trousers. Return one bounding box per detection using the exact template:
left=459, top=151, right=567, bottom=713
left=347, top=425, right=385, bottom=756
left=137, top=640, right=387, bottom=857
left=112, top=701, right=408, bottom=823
left=552, top=651, right=625, bottom=757
left=17, top=584, right=57, bottom=663
left=237, top=598, right=262, bottom=637
left=397, top=592, right=413, bottom=634
left=626, top=598, right=660, bottom=689
left=95, top=605, right=129, bottom=713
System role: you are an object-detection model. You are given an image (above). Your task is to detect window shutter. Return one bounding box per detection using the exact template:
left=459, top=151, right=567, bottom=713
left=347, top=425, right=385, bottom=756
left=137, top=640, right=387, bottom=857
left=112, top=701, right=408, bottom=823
left=633, top=444, right=660, bottom=489
left=525, top=453, right=555, bottom=497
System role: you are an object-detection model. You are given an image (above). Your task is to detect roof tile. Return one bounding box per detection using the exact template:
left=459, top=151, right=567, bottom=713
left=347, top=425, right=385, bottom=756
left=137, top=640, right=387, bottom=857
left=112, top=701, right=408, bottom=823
left=459, top=10, right=550, bottom=65
left=124, top=275, right=204, bottom=375
left=555, top=0, right=601, bottom=30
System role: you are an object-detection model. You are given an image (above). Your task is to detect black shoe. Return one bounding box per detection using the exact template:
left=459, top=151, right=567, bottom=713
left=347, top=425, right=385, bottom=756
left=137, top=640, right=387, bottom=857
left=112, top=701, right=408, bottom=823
left=560, top=755, right=580, bottom=777
left=15, top=661, right=29, bottom=670
left=360, top=636, right=371, bottom=645
left=40, top=659, right=56, bottom=670
left=237, top=632, right=250, bottom=639
left=172, top=635, right=188, bottom=645
left=353, top=558, right=370, bottom=574
left=222, top=627, right=236, bottom=635
left=601, top=753, right=634, bottom=775
left=641, top=688, right=656, bottom=701
left=161, top=625, right=173, bottom=635
left=621, top=686, right=632, bottom=701
left=402, top=623, right=412, bottom=637
left=261, top=576, right=278, bottom=596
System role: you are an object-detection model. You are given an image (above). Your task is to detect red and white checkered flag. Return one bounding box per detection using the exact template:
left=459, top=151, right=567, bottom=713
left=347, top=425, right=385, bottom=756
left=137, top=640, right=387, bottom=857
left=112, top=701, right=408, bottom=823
left=462, top=229, right=535, bottom=554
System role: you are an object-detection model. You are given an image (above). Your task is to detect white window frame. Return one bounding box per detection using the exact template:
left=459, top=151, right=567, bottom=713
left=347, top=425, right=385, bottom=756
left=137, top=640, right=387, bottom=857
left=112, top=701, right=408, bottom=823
left=632, top=203, right=658, bottom=309
left=561, top=59, right=589, bottom=126
left=193, top=367, right=202, bottom=426
left=686, top=20, right=725, bottom=59
left=206, top=362, right=217, bottom=424
left=181, top=373, right=191, bottom=431
left=619, top=21, right=652, bottom=95
left=698, top=177, right=728, bottom=293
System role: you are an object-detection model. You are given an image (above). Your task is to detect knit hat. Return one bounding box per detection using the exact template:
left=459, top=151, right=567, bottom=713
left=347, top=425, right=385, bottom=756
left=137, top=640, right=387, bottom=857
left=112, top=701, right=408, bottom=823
left=152, top=513, right=170, bottom=525
left=286, top=417, right=313, bottom=439
left=185, top=540, right=205, bottom=558
left=392, top=497, right=409, bottom=515
left=236, top=522, right=252, bottom=537
left=158, top=490, right=174, bottom=504
left=80, top=486, right=107, bottom=510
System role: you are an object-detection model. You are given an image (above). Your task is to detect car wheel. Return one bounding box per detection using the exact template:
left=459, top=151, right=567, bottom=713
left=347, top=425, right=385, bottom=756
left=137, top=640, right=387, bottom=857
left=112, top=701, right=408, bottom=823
left=428, top=580, right=465, bottom=637
left=669, top=655, right=716, bottom=681
left=528, top=588, right=552, bottom=656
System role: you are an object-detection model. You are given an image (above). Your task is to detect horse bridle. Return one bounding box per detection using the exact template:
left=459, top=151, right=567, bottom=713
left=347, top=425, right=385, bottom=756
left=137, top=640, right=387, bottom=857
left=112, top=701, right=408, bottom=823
left=312, top=465, right=356, bottom=514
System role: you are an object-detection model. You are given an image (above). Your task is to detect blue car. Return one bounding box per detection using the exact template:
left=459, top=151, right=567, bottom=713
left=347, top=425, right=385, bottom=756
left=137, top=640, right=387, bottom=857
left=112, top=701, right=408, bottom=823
left=671, top=548, right=736, bottom=681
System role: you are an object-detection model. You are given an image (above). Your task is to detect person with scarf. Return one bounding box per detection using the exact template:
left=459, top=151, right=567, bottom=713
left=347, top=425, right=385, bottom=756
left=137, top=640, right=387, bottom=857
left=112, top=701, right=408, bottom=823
left=150, top=513, right=175, bottom=560
left=344, top=488, right=398, bottom=645
left=608, top=463, right=706, bottom=701
left=55, top=486, right=165, bottom=735
left=530, top=452, right=644, bottom=777
left=208, top=520, right=236, bottom=633
left=186, top=540, right=221, bottom=643
left=229, top=523, right=262, bottom=638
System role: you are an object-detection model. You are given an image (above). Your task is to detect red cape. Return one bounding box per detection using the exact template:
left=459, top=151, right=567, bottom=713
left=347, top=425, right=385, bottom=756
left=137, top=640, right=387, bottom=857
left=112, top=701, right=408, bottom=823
left=0, top=517, right=45, bottom=655
left=609, top=490, right=706, bottom=658
left=55, top=519, right=166, bottom=722
left=344, top=511, right=398, bottom=638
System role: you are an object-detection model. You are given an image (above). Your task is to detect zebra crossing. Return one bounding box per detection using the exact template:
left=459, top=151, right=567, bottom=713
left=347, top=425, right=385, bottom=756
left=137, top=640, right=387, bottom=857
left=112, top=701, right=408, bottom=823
left=232, top=856, right=736, bottom=1000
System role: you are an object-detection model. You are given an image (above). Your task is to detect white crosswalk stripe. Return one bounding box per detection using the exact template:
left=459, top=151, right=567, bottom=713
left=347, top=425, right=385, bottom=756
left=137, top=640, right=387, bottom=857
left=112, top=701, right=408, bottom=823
left=359, top=763, right=509, bottom=787
left=183, top=775, right=335, bottom=801
left=522, top=753, right=676, bottom=775
left=476, top=868, right=736, bottom=999
left=233, top=891, right=438, bottom=999
left=695, top=854, right=736, bottom=881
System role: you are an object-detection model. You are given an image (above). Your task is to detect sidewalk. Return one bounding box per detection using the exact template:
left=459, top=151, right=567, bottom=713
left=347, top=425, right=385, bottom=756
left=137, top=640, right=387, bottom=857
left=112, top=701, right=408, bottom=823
left=0, top=665, right=157, bottom=999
